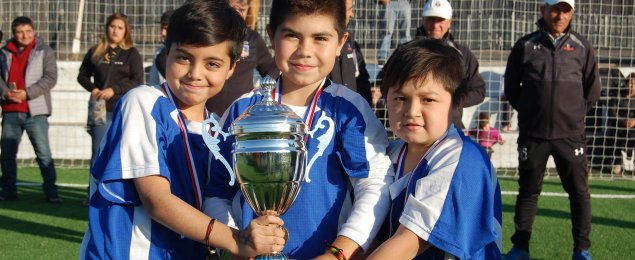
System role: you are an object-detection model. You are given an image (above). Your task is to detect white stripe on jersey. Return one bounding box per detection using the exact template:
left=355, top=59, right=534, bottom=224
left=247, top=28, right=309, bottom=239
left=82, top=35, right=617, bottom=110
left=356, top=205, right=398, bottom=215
left=130, top=206, right=152, bottom=259
left=399, top=129, right=462, bottom=241
left=120, top=86, right=163, bottom=178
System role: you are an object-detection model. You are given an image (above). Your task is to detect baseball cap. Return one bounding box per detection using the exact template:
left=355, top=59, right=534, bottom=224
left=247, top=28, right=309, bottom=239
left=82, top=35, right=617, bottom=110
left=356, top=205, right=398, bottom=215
left=544, top=0, right=575, bottom=10
left=159, top=10, right=174, bottom=25
left=421, top=0, right=453, bottom=20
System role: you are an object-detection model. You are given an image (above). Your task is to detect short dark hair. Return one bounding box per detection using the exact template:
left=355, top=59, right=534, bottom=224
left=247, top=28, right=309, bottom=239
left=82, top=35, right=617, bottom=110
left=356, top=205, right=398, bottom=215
left=269, top=0, right=346, bottom=38
left=381, top=39, right=466, bottom=108
left=165, top=0, right=246, bottom=65
left=11, top=16, right=34, bottom=34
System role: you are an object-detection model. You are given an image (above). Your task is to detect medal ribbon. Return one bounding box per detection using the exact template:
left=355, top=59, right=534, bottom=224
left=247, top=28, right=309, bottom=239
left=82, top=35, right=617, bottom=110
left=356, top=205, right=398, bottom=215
left=160, top=83, right=206, bottom=210
left=272, top=78, right=328, bottom=142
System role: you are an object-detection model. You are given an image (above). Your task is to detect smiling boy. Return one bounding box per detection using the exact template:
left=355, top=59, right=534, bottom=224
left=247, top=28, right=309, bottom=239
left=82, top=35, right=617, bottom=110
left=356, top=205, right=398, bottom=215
left=79, top=1, right=285, bottom=259
left=206, top=0, right=393, bottom=259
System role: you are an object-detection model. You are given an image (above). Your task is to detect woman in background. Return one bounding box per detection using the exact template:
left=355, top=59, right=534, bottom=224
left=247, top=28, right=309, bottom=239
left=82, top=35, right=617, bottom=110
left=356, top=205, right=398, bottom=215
left=77, top=13, right=144, bottom=204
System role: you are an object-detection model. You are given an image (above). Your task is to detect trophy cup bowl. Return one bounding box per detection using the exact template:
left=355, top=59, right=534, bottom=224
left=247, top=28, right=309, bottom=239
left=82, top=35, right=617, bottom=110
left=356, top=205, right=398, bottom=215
left=203, top=77, right=306, bottom=260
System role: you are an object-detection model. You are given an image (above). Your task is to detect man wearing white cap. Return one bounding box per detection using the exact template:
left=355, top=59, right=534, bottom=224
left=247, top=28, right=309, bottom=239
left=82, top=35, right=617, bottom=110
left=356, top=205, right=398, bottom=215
left=503, top=1, right=599, bottom=260
left=417, top=0, right=486, bottom=130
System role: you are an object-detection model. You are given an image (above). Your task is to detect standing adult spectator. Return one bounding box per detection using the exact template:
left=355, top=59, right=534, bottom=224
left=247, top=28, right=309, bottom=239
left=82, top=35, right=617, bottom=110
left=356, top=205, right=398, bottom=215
left=503, top=1, right=600, bottom=259
left=611, top=73, right=635, bottom=174
left=205, top=0, right=278, bottom=116
left=0, top=16, right=61, bottom=203
left=148, top=10, right=173, bottom=86
left=416, top=0, right=486, bottom=130
left=376, top=0, right=411, bottom=66
left=77, top=12, right=143, bottom=184
left=329, top=0, right=372, bottom=106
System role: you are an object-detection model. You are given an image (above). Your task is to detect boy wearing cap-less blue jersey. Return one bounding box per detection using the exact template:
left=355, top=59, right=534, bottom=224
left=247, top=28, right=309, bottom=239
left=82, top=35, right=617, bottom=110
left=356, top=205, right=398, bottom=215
left=367, top=39, right=502, bottom=260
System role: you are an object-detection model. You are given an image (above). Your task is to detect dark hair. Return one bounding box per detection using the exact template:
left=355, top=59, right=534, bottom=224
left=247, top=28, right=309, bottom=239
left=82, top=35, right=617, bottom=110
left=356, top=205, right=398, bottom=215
left=478, top=111, right=490, bottom=129
left=380, top=39, right=465, bottom=108
left=628, top=72, right=635, bottom=80
left=269, top=0, right=346, bottom=38
left=92, top=13, right=133, bottom=62
left=166, top=0, right=246, bottom=65
left=11, top=16, right=34, bottom=34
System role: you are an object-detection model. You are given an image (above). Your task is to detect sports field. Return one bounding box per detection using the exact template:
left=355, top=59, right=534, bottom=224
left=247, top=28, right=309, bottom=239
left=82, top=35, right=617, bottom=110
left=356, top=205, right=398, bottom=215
left=0, top=167, right=633, bottom=259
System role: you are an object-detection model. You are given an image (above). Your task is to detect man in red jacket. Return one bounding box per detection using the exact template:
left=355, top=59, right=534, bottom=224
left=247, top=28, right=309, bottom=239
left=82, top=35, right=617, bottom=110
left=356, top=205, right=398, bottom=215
left=0, top=16, right=60, bottom=203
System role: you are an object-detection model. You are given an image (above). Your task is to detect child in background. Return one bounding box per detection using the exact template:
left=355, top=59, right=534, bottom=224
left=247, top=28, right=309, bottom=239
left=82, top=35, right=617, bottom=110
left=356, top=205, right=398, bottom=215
left=468, top=112, right=505, bottom=158
left=367, top=39, right=502, bottom=260
left=79, top=1, right=285, bottom=259
left=205, top=0, right=393, bottom=259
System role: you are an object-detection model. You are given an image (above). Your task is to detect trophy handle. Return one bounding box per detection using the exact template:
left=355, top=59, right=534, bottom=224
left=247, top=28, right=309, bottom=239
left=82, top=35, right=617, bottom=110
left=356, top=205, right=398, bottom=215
left=201, top=117, right=236, bottom=186
left=305, top=115, right=334, bottom=183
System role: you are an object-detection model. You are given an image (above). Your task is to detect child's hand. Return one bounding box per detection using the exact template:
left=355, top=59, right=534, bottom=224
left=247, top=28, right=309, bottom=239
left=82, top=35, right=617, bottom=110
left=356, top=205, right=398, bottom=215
left=236, top=215, right=286, bottom=257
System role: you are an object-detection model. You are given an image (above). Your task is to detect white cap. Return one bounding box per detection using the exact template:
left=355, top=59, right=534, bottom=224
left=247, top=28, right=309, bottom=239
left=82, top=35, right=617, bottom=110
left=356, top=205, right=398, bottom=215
left=421, top=0, right=452, bottom=20
left=544, top=0, right=575, bottom=10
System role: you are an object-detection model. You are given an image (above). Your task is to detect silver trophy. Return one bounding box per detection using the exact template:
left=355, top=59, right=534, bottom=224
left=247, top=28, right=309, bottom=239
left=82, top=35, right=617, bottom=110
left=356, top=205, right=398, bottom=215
left=202, top=77, right=307, bottom=260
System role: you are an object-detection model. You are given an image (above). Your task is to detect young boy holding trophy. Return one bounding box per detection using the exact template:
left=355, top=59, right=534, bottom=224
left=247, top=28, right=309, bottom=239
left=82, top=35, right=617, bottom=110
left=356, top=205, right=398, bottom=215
left=205, top=0, right=394, bottom=259
left=79, top=1, right=286, bottom=259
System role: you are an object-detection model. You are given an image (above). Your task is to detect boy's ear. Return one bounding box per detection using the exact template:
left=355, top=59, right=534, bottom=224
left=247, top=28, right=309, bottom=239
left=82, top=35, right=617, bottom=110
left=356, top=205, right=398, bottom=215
left=226, top=61, right=238, bottom=80
left=266, top=25, right=275, bottom=49
left=335, top=32, right=349, bottom=57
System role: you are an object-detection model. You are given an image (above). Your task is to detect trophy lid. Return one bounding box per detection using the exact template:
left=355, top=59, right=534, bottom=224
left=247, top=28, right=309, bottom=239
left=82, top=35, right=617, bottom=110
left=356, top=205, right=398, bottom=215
left=230, top=77, right=306, bottom=136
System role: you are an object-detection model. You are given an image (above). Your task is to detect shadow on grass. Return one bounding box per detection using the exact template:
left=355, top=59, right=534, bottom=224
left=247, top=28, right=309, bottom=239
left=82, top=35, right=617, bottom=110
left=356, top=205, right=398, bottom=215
left=502, top=203, right=635, bottom=230
left=0, top=184, right=87, bottom=221
left=0, top=214, right=85, bottom=243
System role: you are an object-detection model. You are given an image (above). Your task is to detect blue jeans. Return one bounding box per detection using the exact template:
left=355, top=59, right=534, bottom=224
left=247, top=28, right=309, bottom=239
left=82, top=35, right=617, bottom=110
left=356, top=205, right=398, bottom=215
left=1, top=113, right=58, bottom=197
left=88, top=112, right=113, bottom=169
left=377, top=0, right=412, bottom=61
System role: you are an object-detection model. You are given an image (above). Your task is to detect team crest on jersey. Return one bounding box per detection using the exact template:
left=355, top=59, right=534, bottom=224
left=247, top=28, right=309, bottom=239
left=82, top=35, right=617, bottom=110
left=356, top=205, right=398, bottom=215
left=563, top=43, right=575, bottom=51
left=305, top=112, right=334, bottom=183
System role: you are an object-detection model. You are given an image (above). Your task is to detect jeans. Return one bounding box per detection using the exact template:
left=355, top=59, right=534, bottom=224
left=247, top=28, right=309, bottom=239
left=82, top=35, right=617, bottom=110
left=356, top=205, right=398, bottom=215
left=88, top=112, right=113, bottom=168
left=377, top=0, right=412, bottom=62
left=0, top=113, right=58, bottom=197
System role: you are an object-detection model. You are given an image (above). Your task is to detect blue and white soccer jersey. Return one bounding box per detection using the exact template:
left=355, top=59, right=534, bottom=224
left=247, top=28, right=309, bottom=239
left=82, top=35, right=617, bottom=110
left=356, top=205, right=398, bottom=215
left=387, top=127, right=503, bottom=260
left=205, top=79, right=393, bottom=258
left=80, top=85, right=210, bottom=260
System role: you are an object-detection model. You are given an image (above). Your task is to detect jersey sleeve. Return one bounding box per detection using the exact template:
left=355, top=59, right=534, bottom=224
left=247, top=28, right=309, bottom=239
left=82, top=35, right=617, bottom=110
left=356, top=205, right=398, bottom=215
left=92, top=87, right=171, bottom=205
left=399, top=136, right=501, bottom=259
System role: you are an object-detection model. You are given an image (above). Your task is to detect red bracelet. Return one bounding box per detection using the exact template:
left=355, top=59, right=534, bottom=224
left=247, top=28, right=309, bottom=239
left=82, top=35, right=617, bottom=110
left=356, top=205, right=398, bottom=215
left=204, top=218, right=216, bottom=249
left=325, top=245, right=347, bottom=260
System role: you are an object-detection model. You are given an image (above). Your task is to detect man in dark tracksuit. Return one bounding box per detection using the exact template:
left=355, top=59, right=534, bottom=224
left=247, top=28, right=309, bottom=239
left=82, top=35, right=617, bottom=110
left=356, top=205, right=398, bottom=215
left=330, top=0, right=372, bottom=106
left=416, top=0, right=485, bottom=130
left=503, top=1, right=600, bottom=259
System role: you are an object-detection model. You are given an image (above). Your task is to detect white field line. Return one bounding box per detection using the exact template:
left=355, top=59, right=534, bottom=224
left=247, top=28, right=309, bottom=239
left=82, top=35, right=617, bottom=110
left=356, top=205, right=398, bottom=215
left=17, top=182, right=635, bottom=199
left=501, top=191, right=635, bottom=199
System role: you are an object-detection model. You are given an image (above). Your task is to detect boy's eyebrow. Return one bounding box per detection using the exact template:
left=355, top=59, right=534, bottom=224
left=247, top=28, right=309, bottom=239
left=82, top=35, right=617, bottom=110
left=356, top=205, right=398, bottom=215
left=174, top=47, right=226, bottom=62
left=280, top=27, right=335, bottom=38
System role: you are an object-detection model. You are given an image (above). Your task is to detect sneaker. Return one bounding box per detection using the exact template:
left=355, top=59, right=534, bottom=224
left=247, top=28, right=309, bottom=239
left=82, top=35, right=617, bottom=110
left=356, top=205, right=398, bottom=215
left=503, top=247, right=530, bottom=260
left=572, top=250, right=591, bottom=260
left=0, top=193, right=17, bottom=202
left=45, top=196, right=63, bottom=204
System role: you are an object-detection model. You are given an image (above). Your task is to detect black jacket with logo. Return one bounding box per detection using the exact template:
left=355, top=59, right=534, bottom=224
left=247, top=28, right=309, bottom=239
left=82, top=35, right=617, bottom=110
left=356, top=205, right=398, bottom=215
left=77, top=46, right=144, bottom=111
left=504, top=19, right=601, bottom=140
left=329, top=32, right=372, bottom=106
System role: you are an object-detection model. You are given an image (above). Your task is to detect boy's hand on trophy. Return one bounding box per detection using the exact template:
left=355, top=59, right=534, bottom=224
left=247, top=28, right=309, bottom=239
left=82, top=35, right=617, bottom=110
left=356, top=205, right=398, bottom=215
left=237, top=215, right=286, bottom=257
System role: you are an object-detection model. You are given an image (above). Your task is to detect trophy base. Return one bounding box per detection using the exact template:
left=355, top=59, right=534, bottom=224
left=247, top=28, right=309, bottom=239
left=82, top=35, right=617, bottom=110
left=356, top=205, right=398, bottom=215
left=254, top=253, right=288, bottom=260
